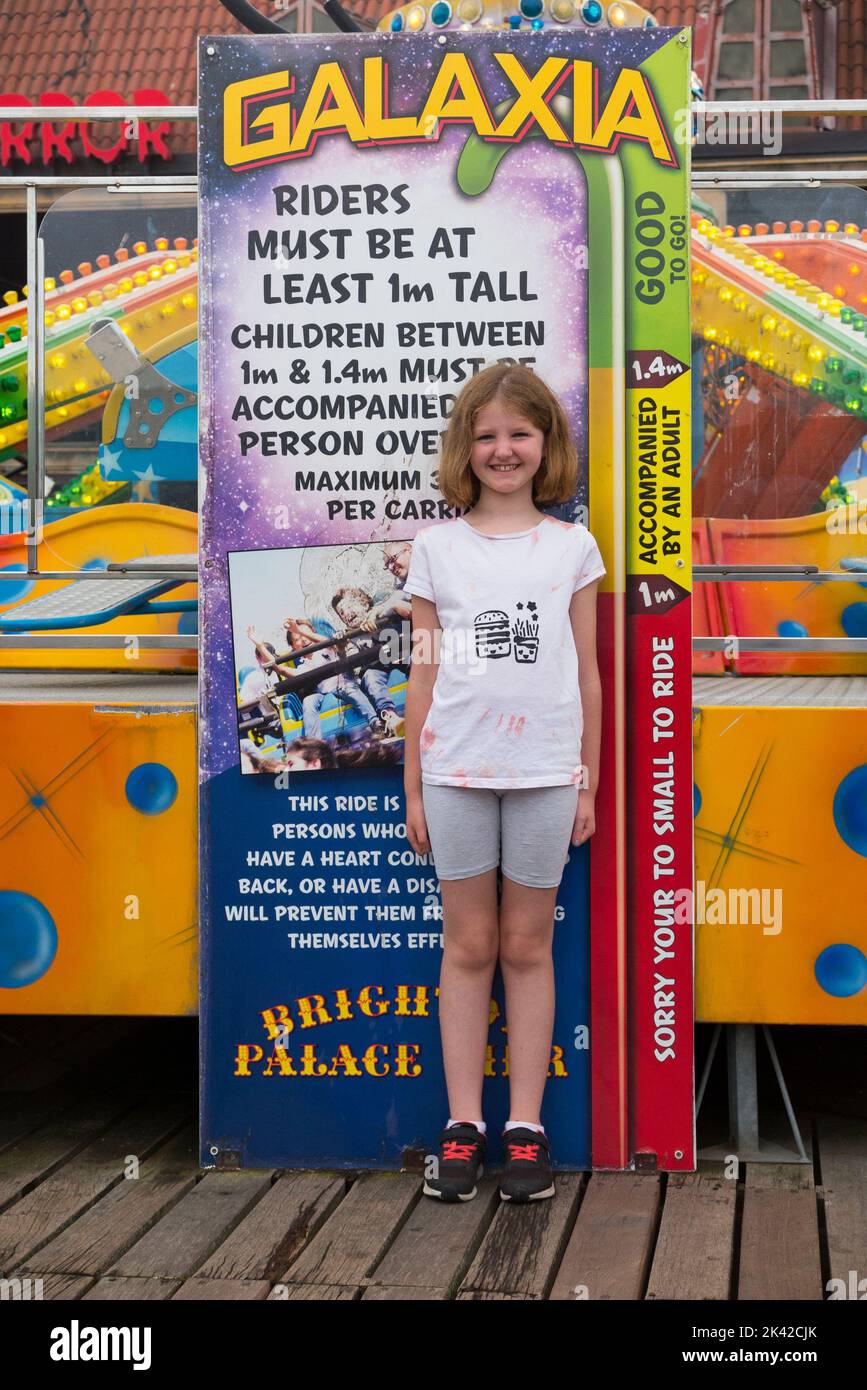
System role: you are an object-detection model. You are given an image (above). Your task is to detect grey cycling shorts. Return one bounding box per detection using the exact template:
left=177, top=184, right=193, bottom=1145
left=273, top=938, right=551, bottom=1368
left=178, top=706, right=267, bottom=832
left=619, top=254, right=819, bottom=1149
left=421, top=782, right=580, bottom=889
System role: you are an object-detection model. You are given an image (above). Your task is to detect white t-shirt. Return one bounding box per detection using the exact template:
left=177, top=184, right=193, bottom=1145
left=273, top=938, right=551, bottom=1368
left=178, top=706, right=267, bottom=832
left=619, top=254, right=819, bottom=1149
left=404, top=514, right=606, bottom=789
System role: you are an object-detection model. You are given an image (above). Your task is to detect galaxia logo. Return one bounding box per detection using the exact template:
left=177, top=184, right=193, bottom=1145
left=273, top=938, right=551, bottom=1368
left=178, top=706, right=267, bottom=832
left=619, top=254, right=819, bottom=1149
left=49, top=1320, right=152, bottom=1371
left=223, top=54, right=677, bottom=171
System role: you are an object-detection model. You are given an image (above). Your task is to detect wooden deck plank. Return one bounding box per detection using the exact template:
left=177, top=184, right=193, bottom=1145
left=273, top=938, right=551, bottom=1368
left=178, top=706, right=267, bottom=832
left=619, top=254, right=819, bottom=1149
left=35, top=1272, right=97, bottom=1300
left=276, top=1283, right=360, bottom=1300
left=457, top=1291, right=537, bottom=1300
left=0, top=1090, right=79, bottom=1155
left=172, top=1277, right=272, bottom=1300
left=549, top=1173, right=660, bottom=1301
left=817, top=1117, right=867, bottom=1294
left=738, top=1164, right=822, bottom=1301
left=366, top=1175, right=499, bottom=1296
left=0, top=1098, right=189, bottom=1271
left=21, top=1127, right=199, bottom=1277
left=82, top=1276, right=181, bottom=1301
left=195, top=1172, right=346, bottom=1282
left=646, top=1166, right=737, bottom=1301
left=459, top=1174, right=582, bottom=1298
left=0, top=1092, right=137, bottom=1213
left=108, top=1170, right=274, bottom=1280
left=281, top=1173, right=419, bottom=1287
left=362, top=1284, right=447, bottom=1300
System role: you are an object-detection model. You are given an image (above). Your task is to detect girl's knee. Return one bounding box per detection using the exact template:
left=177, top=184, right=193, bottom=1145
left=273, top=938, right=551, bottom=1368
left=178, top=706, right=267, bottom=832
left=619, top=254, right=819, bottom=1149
left=498, top=928, right=553, bottom=972
left=443, top=928, right=498, bottom=972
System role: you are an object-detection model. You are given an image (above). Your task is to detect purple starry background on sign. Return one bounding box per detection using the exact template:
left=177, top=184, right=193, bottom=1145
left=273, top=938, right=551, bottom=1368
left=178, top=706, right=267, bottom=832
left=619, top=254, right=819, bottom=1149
left=198, top=28, right=677, bottom=779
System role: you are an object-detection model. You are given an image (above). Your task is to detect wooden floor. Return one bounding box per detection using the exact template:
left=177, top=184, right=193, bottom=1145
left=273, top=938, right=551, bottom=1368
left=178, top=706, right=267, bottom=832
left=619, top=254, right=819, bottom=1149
left=1, top=1018, right=865, bottom=1301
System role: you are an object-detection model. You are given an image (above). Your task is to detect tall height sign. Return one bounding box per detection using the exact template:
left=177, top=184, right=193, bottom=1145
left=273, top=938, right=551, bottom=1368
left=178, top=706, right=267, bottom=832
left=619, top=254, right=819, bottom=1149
left=198, top=27, right=693, bottom=1171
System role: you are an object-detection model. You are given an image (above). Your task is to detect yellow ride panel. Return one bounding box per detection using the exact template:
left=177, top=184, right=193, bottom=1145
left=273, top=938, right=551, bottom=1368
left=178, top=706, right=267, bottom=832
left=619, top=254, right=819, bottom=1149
left=694, top=702, right=867, bottom=1023
left=0, top=702, right=197, bottom=1014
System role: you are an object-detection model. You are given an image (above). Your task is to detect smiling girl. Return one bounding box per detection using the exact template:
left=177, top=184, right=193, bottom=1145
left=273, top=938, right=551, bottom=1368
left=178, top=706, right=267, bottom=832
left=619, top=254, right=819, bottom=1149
left=402, top=362, right=605, bottom=1203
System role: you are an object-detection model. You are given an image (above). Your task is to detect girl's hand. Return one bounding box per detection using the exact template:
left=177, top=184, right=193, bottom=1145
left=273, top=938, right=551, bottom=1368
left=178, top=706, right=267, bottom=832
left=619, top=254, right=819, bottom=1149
left=405, top=793, right=431, bottom=855
left=571, top=789, right=596, bottom=846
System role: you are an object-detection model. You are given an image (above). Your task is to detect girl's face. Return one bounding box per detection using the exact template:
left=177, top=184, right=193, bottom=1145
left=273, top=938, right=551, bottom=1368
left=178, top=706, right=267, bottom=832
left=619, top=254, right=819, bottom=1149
left=469, top=398, right=546, bottom=500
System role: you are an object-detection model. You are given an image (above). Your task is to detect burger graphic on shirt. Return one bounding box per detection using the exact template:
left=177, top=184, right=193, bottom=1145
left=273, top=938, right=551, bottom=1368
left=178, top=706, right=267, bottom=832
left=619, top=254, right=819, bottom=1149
left=474, top=609, right=512, bottom=659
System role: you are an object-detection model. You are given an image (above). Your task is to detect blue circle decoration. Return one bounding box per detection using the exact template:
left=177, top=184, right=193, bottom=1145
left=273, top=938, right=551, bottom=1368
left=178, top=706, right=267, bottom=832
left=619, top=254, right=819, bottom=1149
left=644, top=13, right=656, bottom=23
left=0, top=891, right=58, bottom=987
left=178, top=609, right=198, bottom=635
left=430, top=0, right=452, bottom=23
left=814, top=943, right=867, bottom=998
left=530, top=16, right=544, bottom=25
left=777, top=619, right=807, bottom=638
left=520, top=0, right=544, bottom=15
left=82, top=557, right=109, bottom=572
left=125, top=762, right=178, bottom=815
left=0, top=562, right=35, bottom=604
left=390, top=13, right=403, bottom=27
left=841, top=602, right=867, bottom=638
left=693, top=783, right=702, bottom=818
left=581, top=0, right=602, bottom=21
left=833, top=763, right=867, bottom=856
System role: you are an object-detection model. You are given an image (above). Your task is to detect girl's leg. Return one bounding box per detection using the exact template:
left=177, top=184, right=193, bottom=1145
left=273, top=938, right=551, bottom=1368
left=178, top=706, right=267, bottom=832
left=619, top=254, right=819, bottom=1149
left=498, top=785, right=579, bottom=1124
left=438, top=869, right=499, bottom=1119
left=423, top=783, right=501, bottom=1120
left=497, top=877, right=558, bottom=1125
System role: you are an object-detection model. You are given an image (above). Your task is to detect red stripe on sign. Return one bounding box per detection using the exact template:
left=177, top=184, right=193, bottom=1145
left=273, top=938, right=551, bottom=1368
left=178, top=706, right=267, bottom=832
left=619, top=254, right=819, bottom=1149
left=627, top=596, right=695, bottom=1170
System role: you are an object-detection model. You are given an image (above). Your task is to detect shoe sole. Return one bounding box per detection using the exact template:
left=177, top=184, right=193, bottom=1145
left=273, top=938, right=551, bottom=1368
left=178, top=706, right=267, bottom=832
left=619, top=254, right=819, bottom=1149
left=499, top=1184, right=556, bottom=1202
left=422, top=1163, right=484, bottom=1201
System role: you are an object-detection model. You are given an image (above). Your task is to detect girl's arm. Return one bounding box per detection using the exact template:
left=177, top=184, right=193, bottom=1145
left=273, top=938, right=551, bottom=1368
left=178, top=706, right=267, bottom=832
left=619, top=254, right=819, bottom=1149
left=403, top=593, right=440, bottom=855
left=569, top=580, right=602, bottom=844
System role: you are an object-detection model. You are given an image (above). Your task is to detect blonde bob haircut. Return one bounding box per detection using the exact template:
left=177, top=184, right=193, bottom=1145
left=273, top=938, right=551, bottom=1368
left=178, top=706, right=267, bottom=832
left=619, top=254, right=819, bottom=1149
left=437, top=363, right=579, bottom=511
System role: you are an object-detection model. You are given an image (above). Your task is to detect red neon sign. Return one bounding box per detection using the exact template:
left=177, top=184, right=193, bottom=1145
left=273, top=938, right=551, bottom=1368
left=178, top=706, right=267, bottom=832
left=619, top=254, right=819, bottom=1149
left=0, top=90, right=173, bottom=167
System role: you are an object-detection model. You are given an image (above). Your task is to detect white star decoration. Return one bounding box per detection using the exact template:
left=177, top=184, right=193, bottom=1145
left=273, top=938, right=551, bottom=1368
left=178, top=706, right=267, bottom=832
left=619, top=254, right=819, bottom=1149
left=99, top=445, right=123, bottom=476
left=132, top=463, right=165, bottom=483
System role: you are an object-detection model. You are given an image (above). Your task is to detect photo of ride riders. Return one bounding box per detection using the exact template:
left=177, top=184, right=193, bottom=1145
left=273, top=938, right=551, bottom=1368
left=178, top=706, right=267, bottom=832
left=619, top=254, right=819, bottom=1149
left=228, top=538, right=412, bottom=773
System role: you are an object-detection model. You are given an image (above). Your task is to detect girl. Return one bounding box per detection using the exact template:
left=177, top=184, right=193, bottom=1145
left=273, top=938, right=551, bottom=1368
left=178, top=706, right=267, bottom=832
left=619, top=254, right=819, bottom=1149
left=403, top=363, right=605, bottom=1204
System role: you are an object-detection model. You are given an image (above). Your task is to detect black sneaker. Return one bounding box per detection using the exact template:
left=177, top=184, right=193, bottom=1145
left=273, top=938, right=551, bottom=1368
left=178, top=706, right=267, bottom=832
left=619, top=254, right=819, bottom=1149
left=423, top=1122, right=486, bottom=1202
left=499, top=1127, right=555, bottom=1202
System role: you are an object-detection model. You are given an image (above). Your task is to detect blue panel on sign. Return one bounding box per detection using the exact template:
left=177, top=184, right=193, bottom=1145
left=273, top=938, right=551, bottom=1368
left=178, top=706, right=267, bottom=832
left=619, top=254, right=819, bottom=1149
left=199, top=765, right=590, bottom=1169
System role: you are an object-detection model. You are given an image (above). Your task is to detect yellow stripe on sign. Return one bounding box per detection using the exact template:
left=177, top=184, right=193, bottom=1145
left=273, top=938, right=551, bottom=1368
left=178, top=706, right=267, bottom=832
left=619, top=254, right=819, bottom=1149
left=627, top=371, right=692, bottom=588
